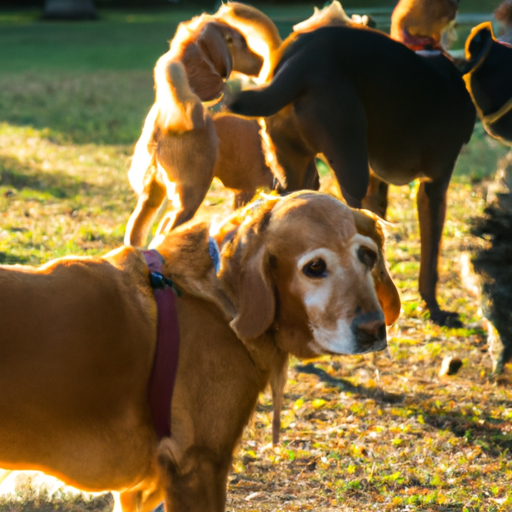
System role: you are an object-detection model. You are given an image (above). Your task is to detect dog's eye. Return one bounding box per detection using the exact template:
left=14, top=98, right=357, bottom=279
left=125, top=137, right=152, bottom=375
left=357, top=246, right=377, bottom=270
left=303, top=258, right=328, bottom=278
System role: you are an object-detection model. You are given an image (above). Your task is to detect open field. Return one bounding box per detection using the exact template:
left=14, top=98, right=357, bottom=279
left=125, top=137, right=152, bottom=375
left=0, top=4, right=512, bottom=512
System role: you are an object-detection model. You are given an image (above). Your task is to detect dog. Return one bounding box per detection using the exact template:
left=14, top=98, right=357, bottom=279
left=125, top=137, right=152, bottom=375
left=0, top=191, right=387, bottom=511
left=462, top=22, right=512, bottom=145
left=495, top=0, right=512, bottom=45
left=212, top=201, right=401, bottom=444
left=124, top=15, right=264, bottom=247
left=228, top=22, right=476, bottom=327
left=390, top=0, right=459, bottom=51
left=213, top=2, right=283, bottom=83
left=470, top=152, right=512, bottom=374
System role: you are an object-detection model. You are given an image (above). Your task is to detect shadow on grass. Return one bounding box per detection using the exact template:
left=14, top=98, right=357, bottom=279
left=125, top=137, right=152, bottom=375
left=295, top=363, right=404, bottom=404
left=0, top=155, right=105, bottom=198
left=0, top=252, right=30, bottom=264
left=296, top=363, right=512, bottom=459
left=424, top=413, right=512, bottom=457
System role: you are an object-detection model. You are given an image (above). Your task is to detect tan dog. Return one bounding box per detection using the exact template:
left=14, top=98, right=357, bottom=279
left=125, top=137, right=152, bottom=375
left=124, top=15, right=263, bottom=247
left=390, top=0, right=459, bottom=50
left=0, top=192, right=388, bottom=511
left=213, top=2, right=283, bottom=83
left=213, top=201, right=401, bottom=444
left=212, top=112, right=274, bottom=208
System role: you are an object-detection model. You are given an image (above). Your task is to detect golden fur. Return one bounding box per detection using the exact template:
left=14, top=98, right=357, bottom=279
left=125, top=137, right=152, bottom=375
left=124, top=15, right=265, bottom=247
left=1, top=192, right=389, bottom=511
left=214, top=2, right=283, bottom=83
left=390, top=0, right=459, bottom=50
left=213, top=201, right=401, bottom=444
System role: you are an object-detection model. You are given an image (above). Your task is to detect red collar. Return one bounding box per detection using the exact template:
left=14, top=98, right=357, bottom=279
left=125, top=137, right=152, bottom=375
left=143, top=250, right=181, bottom=440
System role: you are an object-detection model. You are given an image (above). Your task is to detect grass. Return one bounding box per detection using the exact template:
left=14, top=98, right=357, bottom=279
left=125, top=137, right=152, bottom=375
left=0, top=5, right=511, bottom=512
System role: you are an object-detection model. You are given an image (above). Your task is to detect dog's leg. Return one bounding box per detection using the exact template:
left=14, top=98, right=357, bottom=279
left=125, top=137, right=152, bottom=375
left=116, top=488, right=164, bottom=512
left=293, top=84, right=370, bottom=205
left=234, top=190, right=256, bottom=209
left=417, top=175, right=461, bottom=327
left=124, top=168, right=167, bottom=247
left=362, top=171, right=389, bottom=219
left=270, top=352, right=288, bottom=445
left=158, top=441, right=230, bottom=512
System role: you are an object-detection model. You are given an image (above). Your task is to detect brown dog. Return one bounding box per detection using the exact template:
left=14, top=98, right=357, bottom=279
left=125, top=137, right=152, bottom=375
left=228, top=21, right=476, bottom=327
left=212, top=199, right=401, bottom=444
left=390, top=0, right=459, bottom=50
left=271, top=207, right=401, bottom=444
left=0, top=192, right=387, bottom=511
left=124, top=15, right=263, bottom=247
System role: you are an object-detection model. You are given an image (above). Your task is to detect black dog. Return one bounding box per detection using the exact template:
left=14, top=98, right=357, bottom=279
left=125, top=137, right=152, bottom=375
left=229, top=25, right=476, bottom=326
left=463, top=22, right=512, bottom=145
left=471, top=153, right=512, bottom=373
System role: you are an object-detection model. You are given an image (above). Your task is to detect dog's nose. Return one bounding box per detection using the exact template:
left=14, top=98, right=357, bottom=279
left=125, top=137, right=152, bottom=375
left=357, top=318, right=386, bottom=338
left=352, top=313, right=387, bottom=352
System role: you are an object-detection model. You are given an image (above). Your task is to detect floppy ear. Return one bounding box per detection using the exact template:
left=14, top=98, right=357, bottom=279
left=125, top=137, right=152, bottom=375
left=197, top=22, right=233, bottom=79
left=150, top=223, right=236, bottom=320
left=465, top=22, right=494, bottom=64
left=230, top=245, right=275, bottom=340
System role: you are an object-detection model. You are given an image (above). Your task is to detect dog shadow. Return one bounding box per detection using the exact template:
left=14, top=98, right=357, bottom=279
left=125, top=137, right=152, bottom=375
left=295, top=362, right=404, bottom=404
left=296, top=363, right=512, bottom=458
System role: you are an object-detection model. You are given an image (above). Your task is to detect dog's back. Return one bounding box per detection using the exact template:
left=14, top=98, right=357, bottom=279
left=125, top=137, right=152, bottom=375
left=0, top=248, right=157, bottom=489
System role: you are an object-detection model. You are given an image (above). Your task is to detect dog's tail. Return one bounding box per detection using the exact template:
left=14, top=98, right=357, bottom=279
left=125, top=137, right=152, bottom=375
left=154, top=58, right=205, bottom=133
left=228, top=55, right=304, bottom=118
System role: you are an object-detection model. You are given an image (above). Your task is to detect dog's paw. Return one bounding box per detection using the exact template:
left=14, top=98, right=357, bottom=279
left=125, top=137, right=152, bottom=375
left=430, top=310, right=463, bottom=329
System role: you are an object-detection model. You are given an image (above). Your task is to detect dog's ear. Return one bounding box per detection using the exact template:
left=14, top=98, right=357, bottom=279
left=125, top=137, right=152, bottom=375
left=197, top=22, right=233, bottom=80
left=150, top=223, right=236, bottom=320
left=231, top=244, right=275, bottom=340
left=464, top=22, right=494, bottom=67
left=178, top=21, right=234, bottom=103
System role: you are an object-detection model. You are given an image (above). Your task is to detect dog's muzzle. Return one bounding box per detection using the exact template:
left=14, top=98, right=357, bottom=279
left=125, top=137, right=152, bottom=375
left=351, top=311, right=387, bottom=353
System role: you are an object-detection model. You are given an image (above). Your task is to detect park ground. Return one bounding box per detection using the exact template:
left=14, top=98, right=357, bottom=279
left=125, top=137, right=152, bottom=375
left=0, top=3, right=511, bottom=511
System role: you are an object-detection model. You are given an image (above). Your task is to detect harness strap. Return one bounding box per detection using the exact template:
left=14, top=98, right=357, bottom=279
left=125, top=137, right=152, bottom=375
left=143, top=249, right=180, bottom=440
left=482, top=95, right=512, bottom=125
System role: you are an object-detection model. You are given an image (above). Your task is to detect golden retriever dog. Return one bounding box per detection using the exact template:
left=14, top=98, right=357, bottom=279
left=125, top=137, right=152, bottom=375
left=124, top=15, right=263, bottom=247
left=390, top=0, right=459, bottom=50
left=213, top=202, right=401, bottom=444
left=0, top=192, right=388, bottom=511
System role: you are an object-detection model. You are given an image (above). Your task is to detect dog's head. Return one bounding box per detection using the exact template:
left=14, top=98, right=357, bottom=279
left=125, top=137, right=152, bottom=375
left=219, top=192, right=387, bottom=358
left=214, top=2, right=282, bottom=83
left=169, top=16, right=262, bottom=102
left=463, top=22, right=512, bottom=144
left=149, top=223, right=235, bottom=320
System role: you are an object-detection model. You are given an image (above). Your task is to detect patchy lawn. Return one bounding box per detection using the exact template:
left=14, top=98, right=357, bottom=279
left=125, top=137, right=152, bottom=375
left=0, top=5, right=511, bottom=512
